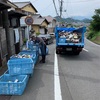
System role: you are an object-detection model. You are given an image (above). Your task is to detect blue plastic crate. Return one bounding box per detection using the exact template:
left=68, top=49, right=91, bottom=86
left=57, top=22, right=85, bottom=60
left=59, top=38, right=66, bottom=43
left=10, top=55, right=34, bottom=60
left=0, top=74, right=29, bottom=95
left=4, top=70, right=33, bottom=78
left=7, top=58, right=34, bottom=75
left=27, top=42, right=39, bottom=51
left=4, top=70, right=9, bottom=75
left=19, top=50, right=37, bottom=54
left=20, top=49, right=39, bottom=57
left=19, top=51, right=38, bottom=65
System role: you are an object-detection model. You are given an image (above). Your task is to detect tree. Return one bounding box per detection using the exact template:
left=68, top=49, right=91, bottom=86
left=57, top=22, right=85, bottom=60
left=90, top=9, right=100, bottom=31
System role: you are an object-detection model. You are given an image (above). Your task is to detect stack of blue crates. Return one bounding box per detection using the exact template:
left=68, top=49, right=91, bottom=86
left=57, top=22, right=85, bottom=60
left=0, top=55, right=33, bottom=95
left=19, top=50, right=38, bottom=65
left=0, top=44, right=39, bottom=95
left=27, top=42, right=39, bottom=64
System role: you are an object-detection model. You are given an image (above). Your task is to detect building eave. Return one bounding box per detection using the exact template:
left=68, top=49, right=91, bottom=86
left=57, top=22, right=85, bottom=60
left=0, top=1, right=11, bottom=11
left=8, top=10, right=27, bottom=18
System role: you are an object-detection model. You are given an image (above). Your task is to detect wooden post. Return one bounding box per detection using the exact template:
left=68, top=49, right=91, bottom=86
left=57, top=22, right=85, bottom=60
left=1, top=0, right=11, bottom=59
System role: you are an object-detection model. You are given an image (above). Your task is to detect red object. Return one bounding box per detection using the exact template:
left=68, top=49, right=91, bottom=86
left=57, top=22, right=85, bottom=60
left=25, top=16, right=33, bottom=25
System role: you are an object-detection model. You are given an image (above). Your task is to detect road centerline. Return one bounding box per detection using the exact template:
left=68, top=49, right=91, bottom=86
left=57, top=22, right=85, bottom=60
left=54, top=52, right=62, bottom=100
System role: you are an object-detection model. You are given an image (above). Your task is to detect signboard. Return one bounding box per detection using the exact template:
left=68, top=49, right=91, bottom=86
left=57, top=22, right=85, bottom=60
left=25, top=16, right=33, bottom=25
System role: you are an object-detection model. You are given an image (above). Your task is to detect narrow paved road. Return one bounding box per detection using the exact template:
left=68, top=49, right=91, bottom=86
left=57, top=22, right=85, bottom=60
left=0, top=39, right=100, bottom=100
left=58, top=38, right=100, bottom=100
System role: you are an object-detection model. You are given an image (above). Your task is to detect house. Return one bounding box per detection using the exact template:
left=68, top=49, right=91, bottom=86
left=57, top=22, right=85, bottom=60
left=45, top=15, right=57, bottom=33
left=13, top=1, right=38, bottom=40
left=14, top=1, right=37, bottom=15
left=7, top=1, right=27, bottom=56
left=14, top=1, right=49, bottom=38
left=31, top=17, right=49, bottom=34
left=0, top=1, right=11, bottom=67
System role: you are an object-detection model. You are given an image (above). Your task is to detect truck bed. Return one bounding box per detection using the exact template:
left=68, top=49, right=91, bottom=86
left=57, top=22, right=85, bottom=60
left=55, top=26, right=86, bottom=55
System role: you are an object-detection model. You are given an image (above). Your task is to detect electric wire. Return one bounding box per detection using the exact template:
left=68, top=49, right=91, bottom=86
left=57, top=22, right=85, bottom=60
left=52, top=0, right=59, bottom=16
left=63, top=0, right=69, bottom=18
left=39, top=2, right=53, bottom=12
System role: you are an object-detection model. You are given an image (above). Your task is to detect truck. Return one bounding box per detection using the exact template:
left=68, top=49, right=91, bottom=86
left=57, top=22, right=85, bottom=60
left=55, top=26, right=86, bottom=55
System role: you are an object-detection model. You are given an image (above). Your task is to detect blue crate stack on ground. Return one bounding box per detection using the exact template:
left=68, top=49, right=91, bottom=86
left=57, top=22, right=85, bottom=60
left=0, top=74, right=29, bottom=95
left=26, top=42, right=40, bottom=64
left=7, top=58, right=34, bottom=76
left=18, top=50, right=38, bottom=65
left=0, top=44, right=40, bottom=95
left=0, top=57, right=34, bottom=95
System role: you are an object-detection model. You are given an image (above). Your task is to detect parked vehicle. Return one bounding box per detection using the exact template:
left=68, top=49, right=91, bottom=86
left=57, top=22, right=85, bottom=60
left=38, top=34, right=53, bottom=45
left=55, top=26, right=86, bottom=55
left=49, top=33, right=55, bottom=38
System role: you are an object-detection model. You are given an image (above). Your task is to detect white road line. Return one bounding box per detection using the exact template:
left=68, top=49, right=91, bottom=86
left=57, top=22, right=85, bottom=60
left=83, top=48, right=89, bottom=52
left=85, top=38, right=100, bottom=47
left=54, top=52, right=62, bottom=100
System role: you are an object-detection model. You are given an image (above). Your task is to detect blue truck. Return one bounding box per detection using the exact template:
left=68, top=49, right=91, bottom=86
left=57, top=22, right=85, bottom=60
left=55, top=26, right=86, bottom=55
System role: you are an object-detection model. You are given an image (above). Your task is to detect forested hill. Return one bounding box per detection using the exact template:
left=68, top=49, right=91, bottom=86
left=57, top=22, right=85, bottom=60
left=55, top=16, right=92, bottom=23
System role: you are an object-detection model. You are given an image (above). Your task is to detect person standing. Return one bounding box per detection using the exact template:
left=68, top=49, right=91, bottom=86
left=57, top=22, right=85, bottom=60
left=31, top=34, right=46, bottom=63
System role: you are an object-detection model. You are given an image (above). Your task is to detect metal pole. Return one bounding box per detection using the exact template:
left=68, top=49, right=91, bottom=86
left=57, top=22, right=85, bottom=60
left=60, top=0, right=63, bottom=18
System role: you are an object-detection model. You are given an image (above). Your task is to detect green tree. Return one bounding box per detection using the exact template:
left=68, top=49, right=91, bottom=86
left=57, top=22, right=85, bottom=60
left=90, top=9, right=100, bottom=31
left=87, top=9, right=100, bottom=39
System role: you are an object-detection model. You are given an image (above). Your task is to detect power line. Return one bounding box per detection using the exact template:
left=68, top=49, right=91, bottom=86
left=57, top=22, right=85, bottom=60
left=60, top=0, right=63, bottom=18
left=39, top=3, right=53, bottom=12
left=52, top=0, right=59, bottom=16
left=63, top=0, right=69, bottom=18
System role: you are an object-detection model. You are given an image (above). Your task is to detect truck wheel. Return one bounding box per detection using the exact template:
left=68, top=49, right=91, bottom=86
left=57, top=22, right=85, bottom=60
left=74, top=52, right=80, bottom=55
left=56, top=50, right=60, bottom=54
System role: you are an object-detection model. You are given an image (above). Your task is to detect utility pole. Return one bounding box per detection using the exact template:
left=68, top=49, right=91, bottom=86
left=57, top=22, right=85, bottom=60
left=60, top=0, right=63, bottom=18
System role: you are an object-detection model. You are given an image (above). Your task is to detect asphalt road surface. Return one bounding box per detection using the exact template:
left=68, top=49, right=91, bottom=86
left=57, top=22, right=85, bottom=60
left=0, top=38, right=100, bottom=100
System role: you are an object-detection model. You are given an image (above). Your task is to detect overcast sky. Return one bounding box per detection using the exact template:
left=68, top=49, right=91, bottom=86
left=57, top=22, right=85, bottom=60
left=10, top=0, right=100, bottom=18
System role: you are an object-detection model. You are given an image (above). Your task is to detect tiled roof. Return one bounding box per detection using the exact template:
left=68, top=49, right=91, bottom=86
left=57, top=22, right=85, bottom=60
left=45, top=16, right=56, bottom=23
left=33, top=18, right=45, bottom=25
left=13, top=1, right=37, bottom=12
left=13, top=2, right=30, bottom=8
left=32, top=14, right=42, bottom=19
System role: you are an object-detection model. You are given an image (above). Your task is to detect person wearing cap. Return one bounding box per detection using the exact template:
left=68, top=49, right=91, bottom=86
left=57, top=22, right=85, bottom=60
left=31, top=34, right=46, bottom=63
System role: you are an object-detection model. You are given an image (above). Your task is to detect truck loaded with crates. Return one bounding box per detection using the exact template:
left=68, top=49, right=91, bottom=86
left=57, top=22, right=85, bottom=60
left=55, top=26, right=86, bottom=55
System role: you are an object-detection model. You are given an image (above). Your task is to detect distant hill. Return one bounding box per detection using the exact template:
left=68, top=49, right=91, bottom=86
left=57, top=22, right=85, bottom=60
left=71, top=16, right=92, bottom=20
left=54, top=16, right=92, bottom=23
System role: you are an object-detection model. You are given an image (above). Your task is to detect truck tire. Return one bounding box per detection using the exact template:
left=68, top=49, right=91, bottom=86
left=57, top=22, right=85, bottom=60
left=56, top=50, right=60, bottom=54
left=74, top=52, right=80, bottom=55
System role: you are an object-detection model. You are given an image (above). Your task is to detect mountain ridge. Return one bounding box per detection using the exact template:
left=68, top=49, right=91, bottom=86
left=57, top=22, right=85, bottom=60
left=54, top=16, right=92, bottom=23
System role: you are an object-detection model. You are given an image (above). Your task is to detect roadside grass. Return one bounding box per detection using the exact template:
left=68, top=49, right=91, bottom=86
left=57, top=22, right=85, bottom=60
left=90, top=31, right=100, bottom=45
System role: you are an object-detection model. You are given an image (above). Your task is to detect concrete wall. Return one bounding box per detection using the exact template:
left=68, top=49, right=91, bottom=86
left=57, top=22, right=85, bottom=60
left=9, top=28, right=15, bottom=55
left=0, top=27, right=7, bottom=67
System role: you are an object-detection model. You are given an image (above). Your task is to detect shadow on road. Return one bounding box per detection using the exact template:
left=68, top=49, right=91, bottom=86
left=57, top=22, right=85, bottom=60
left=58, top=50, right=99, bottom=62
